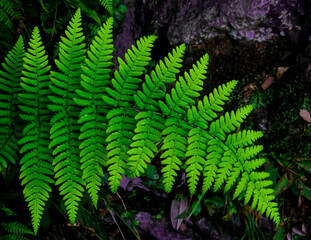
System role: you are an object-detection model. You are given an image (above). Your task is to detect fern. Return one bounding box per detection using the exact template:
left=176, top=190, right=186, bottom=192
left=100, top=0, right=113, bottom=15
left=48, top=8, right=86, bottom=225
left=128, top=43, right=186, bottom=177
left=74, top=17, right=114, bottom=208
left=0, top=36, right=25, bottom=171
left=103, top=35, right=156, bottom=192
left=18, top=27, right=54, bottom=235
left=0, top=222, right=34, bottom=237
left=159, top=54, right=209, bottom=193
left=0, top=0, right=23, bottom=33
left=0, top=10, right=281, bottom=233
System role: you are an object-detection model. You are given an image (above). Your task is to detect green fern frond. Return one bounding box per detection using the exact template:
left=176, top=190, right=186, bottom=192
left=0, top=222, right=34, bottom=236
left=103, top=35, right=156, bottom=192
left=103, top=35, right=157, bottom=108
left=127, top=111, right=165, bottom=177
left=202, top=135, right=227, bottom=193
left=134, top=43, right=186, bottom=111
left=48, top=8, right=86, bottom=225
left=18, top=27, right=54, bottom=235
left=185, top=128, right=211, bottom=195
left=74, top=17, right=114, bottom=208
left=159, top=54, right=209, bottom=117
left=209, top=105, right=253, bottom=141
left=160, top=54, right=209, bottom=192
left=236, top=145, right=264, bottom=162
left=0, top=36, right=25, bottom=170
left=128, top=44, right=186, bottom=177
left=0, top=0, right=22, bottom=32
left=99, top=0, right=113, bottom=15
left=187, top=80, right=238, bottom=127
left=226, top=130, right=263, bottom=149
left=160, top=118, right=192, bottom=192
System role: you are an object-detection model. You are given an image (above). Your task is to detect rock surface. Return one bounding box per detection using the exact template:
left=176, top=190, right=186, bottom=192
left=115, top=0, right=310, bottom=58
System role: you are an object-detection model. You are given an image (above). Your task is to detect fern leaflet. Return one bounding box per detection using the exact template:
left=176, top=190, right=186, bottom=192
left=18, top=27, right=54, bottom=234
left=128, top=44, right=186, bottom=177
left=48, top=8, right=86, bottom=225
left=160, top=54, right=209, bottom=193
left=74, top=17, right=114, bottom=208
left=103, top=35, right=156, bottom=192
left=0, top=36, right=25, bottom=170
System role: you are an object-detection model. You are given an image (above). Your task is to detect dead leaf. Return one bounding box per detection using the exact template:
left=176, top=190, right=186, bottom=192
left=243, top=83, right=255, bottom=102
left=261, top=76, right=274, bottom=90
left=299, top=109, right=311, bottom=122
left=276, top=67, right=289, bottom=79
left=170, top=197, right=188, bottom=230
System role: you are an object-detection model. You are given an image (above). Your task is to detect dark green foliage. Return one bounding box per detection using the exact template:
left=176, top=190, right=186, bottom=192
left=0, top=7, right=281, bottom=234
left=74, top=17, right=114, bottom=208
left=0, top=36, right=25, bottom=171
left=0, top=206, right=34, bottom=240
left=103, top=35, right=157, bottom=192
left=48, top=8, right=86, bottom=226
left=18, top=27, right=53, bottom=235
left=128, top=44, right=186, bottom=178
left=100, top=0, right=113, bottom=15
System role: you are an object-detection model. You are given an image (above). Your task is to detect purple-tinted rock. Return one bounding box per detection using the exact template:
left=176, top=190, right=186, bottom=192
left=115, top=0, right=310, bottom=57
left=135, top=211, right=194, bottom=240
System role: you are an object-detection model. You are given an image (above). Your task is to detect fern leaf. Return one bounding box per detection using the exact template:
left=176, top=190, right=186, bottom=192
left=209, top=105, right=253, bottom=141
left=73, top=17, right=114, bottom=208
left=202, top=136, right=227, bottom=193
left=159, top=54, right=209, bottom=117
left=103, top=35, right=156, bottom=107
left=0, top=0, right=23, bottom=32
left=18, top=27, right=53, bottom=235
left=127, top=111, right=165, bottom=177
left=128, top=44, right=185, bottom=177
left=134, top=43, right=186, bottom=111
left=185, top=127, right=211, bottom=195
left=214, top=149, right=237, bottom=191
left=187, top=80, right=237, bottom=126
left=106, top=107, right=137, bottom=192
left=0, top=36, right=25, bottom=170
left=104, top=35, right=156, bottom=192
left=0, top=221, right=34, bottom=236
left=226, top=130, right=263, bottom=149
left=48, top=8, right=86, bottom=225
left=160, top=118, right=191, bottom=192
left=99, top=0, right=113, bottom=15
left=236, top=145, right=264, bottom=162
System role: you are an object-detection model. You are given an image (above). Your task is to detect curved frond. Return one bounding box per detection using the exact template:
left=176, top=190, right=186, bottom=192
left=185, top=128, right=211, bottom=195
left=48, top=8, right=86, bottom=225
left=0, top=36, right=25, bottom=170
left=104, top=35, right=156, bottom=192
left=187, top=80, right=238, bottom=127
left=74, top=17, right=113, bottom=208
left=134, top=43, right=186, bottom=111
left=209, top=105, right=253, bottom=141
left=226, top=130, right=263, bottom=149
left=159, top=54, right=209, bottom=117
left=1, top=221, right=34, bottom=236
left=128, top=44, right=186, bottom=177
left=99, top=0, right=113, bottom=15
left=18, top=27, right=53, bottom=234
left=103, top=35, right=156, bottom=108
left=160, top=118, right=191, bottom=192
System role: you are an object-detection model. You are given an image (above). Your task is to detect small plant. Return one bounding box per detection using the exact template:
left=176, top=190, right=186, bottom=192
left=0, top=206, right=35, bottom=240
left=0, top=8, right=280, bottom=234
